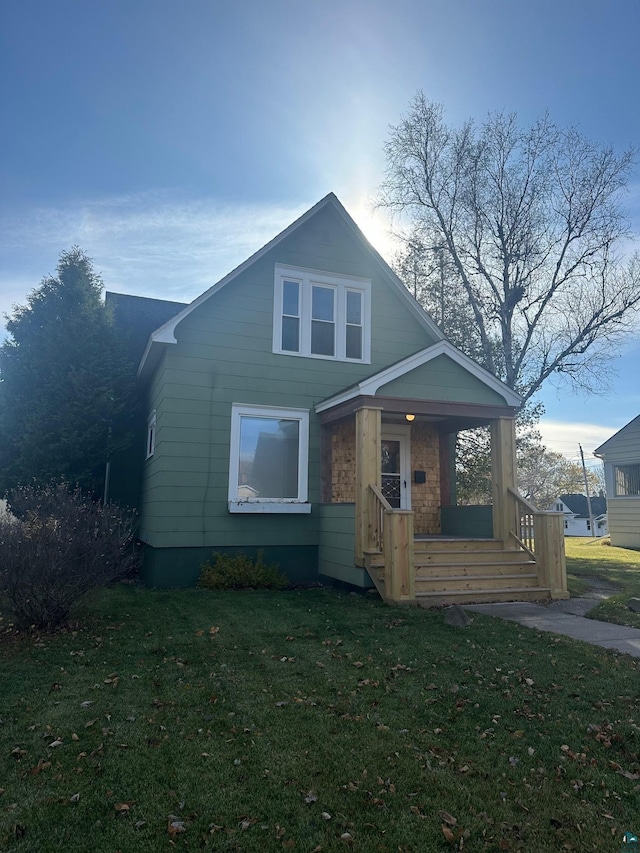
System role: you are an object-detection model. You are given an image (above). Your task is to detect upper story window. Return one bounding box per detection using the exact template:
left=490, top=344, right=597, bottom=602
left=614, top=464, right=640, bottom=496
left=273, top=265, right=371, bottom=363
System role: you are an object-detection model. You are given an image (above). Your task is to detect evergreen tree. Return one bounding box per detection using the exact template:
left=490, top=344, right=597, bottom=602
left=0, top=248, right=136, bottom=496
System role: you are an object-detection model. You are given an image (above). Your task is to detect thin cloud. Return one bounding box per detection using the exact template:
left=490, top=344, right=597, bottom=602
left=537, top=419, right=621, bottom=457
left=0, top=191, right=309, bottom=323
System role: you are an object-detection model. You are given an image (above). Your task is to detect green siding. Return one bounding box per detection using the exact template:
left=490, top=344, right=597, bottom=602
left=317, top=504, right=371, bottom=588
left=377, top=355, right=508, bottom=405
left=137, top=204, right=447, bottom=565
left=441, top=505, right=494, bottom=537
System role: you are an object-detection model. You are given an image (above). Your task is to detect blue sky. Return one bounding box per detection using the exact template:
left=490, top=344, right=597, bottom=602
left=1, top=0, right=639, bottom=472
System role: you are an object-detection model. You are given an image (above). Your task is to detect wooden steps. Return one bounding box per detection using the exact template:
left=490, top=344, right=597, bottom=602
left=416, top=587, right=551, bottom=607
left=365, top=537, right=551, bottom=607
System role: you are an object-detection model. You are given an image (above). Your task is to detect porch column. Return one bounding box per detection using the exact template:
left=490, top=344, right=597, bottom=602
left=490, top=417, right=517, bottom=544
left=355, top=406, right=382, bottom=565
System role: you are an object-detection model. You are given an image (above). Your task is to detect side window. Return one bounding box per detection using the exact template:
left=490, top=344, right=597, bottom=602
left=614, top=464, right=640, bottom=496
left=146, top=410, right=156, bottom=459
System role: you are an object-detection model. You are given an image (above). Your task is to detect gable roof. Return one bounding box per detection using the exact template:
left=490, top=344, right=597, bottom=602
left=594, top=415, right=640, bottom=457
left=315, top=340, right=523, bottom=412
left=106, top=291, right=187, bottom=364
left=136, top=192, right=446, bottom=379
left=558, top=493, right=607, bottom=518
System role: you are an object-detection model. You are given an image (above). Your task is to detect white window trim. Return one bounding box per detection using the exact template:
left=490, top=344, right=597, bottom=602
left=146, top=410, right=156, bottom=460
left=381, top=423, right=412, bottom=511
left=228, top=403, right=311, bottom=514
left=273, top=264, right=371, bottom=363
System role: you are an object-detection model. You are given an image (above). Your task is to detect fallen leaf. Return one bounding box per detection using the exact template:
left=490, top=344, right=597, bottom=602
left=439, top=811, right=457, bottom=826
left=168, top=820, right=186, bottom=835
left=304, top=791, right=318, bottom=804
left=442, top=825, right=455, bottom=843
left=49, top=740, right=63, bottom=748
left=209, top=626, right=220, bottom=635
left=70, top=793, right=80, bottom=803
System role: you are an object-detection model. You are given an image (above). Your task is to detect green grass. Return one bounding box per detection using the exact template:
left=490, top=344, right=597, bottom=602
left=565, top=537, right=640, bottom=627
left=2, top=586, right=640, bottom=851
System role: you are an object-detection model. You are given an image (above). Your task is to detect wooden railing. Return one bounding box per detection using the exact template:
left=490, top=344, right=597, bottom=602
left=507, top=488, right=537, bottom=557
left=367, top=483, right=391, bottom=553
left=365, top=484, right=415, bottom=604
left=507, top=487, right=567, bottom=599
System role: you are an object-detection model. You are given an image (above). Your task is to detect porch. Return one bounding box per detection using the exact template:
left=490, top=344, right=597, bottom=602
left=316, top=401, right=568, bottom=607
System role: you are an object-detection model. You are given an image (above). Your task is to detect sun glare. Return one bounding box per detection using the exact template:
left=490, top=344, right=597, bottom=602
left=347, top=200, right=399, bottom=265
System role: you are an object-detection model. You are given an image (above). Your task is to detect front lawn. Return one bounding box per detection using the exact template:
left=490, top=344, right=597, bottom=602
left=2, top=586, right=640, bottom=852
left=565, top=537, right=640, bottom=627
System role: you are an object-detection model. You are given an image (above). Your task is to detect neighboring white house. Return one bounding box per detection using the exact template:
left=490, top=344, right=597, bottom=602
left=550, top=493, right=608, bottom=537
left=595, top=416, right=640, bottom=549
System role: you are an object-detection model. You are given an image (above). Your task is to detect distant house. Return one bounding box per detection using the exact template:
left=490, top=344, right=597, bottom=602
left=550, top=494, right=608, bottom=537
left=105, top=193, right=568, bottom=604
left=595, top=416, right=640, bottom=549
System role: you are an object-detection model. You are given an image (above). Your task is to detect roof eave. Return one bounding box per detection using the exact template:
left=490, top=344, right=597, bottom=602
left=136, top=192, right=447, bottom=378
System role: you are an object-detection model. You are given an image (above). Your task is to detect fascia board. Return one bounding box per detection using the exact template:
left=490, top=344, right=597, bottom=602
left=137, top=192, right=446, bottom=378
left=315, top=341, right=522, bottom=413
left=136, top=193, right=339, bottom=376
left=594, top=415, right=640, bottom=457
left=327, top=196, right=445, bottom=343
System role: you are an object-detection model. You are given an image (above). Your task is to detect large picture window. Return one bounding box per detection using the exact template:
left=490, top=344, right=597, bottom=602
left=273, top=265, right=371, bottom=362
left=228, top=404, right=310, bottom=513
left=614, top=464, right=640, bottom=496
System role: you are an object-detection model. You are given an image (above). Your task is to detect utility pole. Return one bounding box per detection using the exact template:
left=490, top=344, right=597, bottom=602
left=579, top=444, right=595, bottom=537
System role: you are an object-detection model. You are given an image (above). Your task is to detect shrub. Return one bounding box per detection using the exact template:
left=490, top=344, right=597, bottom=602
left=0, top=482, right=139, bottom=630
left=198, top=550, right=289, bottom=590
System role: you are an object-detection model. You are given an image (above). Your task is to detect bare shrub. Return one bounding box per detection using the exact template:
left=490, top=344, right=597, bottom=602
left=0, top=482, right=139, bottom=630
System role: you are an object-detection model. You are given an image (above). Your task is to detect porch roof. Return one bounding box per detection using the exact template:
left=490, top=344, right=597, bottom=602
left=316, top=393, right=517, bottom=430
left=315, top=341, right=522, bottom=428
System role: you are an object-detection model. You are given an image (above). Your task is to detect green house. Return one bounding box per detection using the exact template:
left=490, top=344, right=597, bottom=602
left=108, top=193, right=567, bottom=605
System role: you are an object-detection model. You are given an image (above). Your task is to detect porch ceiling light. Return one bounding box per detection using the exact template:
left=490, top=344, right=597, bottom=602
left=405, top=413, right=415, bottom=422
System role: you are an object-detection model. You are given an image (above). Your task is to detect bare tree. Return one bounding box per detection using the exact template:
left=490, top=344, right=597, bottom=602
left=381, top=94, right=640, bottom=400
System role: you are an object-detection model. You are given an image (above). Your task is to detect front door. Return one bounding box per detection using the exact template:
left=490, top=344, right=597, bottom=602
left=381, top=427, right=411, bottom=510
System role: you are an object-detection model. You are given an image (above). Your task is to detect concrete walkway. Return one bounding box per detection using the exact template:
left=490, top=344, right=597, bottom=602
left=464, top=583, right=640, bottom=657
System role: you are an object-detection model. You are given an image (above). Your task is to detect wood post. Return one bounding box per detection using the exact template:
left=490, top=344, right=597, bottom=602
left=534, top=512, right=568, bottom=599
left=490, top=417, right=517, bottom=544
left=383, top=510, right=415, bottom=602
left=355, top=406, right=382, bottom=565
